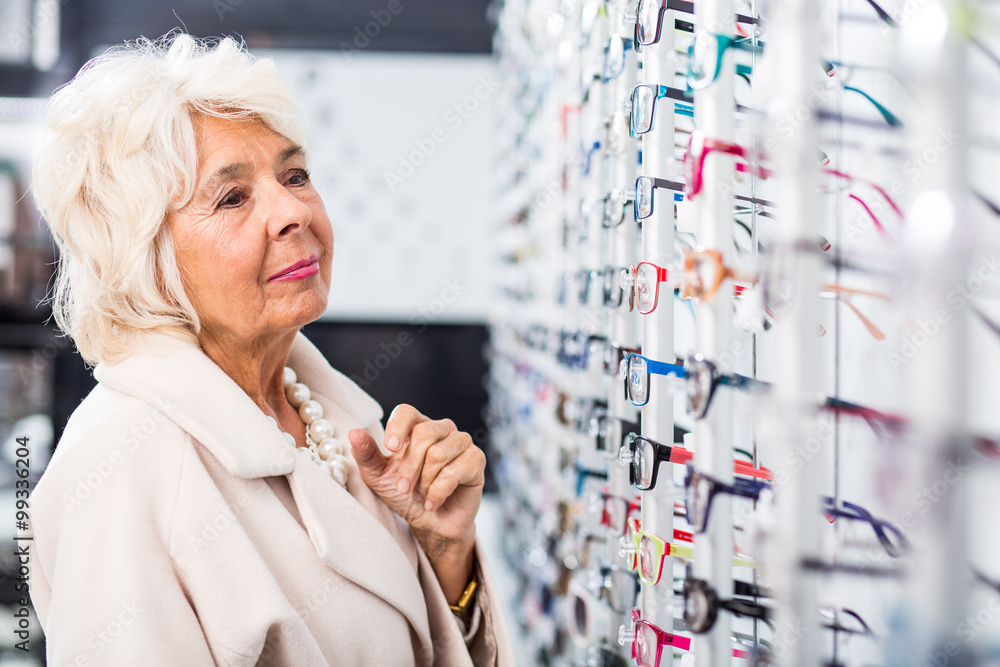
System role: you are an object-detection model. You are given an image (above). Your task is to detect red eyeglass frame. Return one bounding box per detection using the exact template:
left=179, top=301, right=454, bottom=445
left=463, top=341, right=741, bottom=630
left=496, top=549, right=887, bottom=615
left=600, top=490, right=642, bottom=535
left=684, top=132, right=906, bottom=225
left=684, top=130, right=773, bottom=198
left=627, top=608, right=692, bottom=667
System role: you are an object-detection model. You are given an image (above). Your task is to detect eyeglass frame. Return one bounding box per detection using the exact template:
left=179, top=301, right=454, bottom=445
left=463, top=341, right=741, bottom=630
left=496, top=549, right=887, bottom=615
left=629, top=83, right=694, bottom=137
left=602, top=188, right=636, bottom=228
left=684, top=129, right=772, bottom=199
left=686, top=31, right=763, bottom=91
left=590, top=407, right=641, bottom=456
left=635, top=175, right=685, bottom=220
left=682, top=574, right=771, bottom=634
left=599, top=490, right=643, bottom=535
left=601, top=264, right=628, bottom=308
left=602, top=35, right=634, bottom=81
left=620, top=431, right=773, bottom=490
left=620, top=352, right=686, bottom=407
left=595, top=564, right=642, bottom=614
left=574, top=461, right=610, bottom=498
left=620, top=261, right=672, bottom=315
left=619, top=432, right=683, bottom=490
left=619, top=517, right=695, bottom=585
left=594, top=340, right=641, bottom=376
left=558, top=531, right=607, bottom=571
left=823, top=497, right=911, bottom=557
left=683, top=352, right=768, bottom=418
left=618, top=607, right=692, bottom=667
left=684, top=463, right=771, bottom=533
left=680, top=247, right=758, bottom=304
left=628, top=0, right=759, bottom=50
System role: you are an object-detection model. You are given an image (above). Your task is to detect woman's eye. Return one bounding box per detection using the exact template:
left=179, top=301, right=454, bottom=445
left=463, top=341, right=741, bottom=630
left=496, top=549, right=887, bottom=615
left=287, top=169, right=311, bottom=186
left=218, top=189, right=245, bottom=209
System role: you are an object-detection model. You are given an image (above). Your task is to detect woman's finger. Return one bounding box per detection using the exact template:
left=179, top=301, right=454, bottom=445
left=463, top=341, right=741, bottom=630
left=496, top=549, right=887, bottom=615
left=394, top=418, right=457, bottom=495
left=423, top=446, right=487, bottom=512
left=383, top=403, right=427, bottom=453
left=412, top=429, right=472, bottom=498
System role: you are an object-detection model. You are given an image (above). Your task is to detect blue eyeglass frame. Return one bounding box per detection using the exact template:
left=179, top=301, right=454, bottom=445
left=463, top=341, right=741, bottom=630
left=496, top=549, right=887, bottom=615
left=620, top=352, right=685, bottom=407
left=684, top=463, right=771, bottom=532
left=822, top=497, right=911, bottom=557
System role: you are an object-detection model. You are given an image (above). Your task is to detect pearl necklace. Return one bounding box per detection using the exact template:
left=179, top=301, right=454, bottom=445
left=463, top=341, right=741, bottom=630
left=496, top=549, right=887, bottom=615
left=269, top=367, right=350, bottom=487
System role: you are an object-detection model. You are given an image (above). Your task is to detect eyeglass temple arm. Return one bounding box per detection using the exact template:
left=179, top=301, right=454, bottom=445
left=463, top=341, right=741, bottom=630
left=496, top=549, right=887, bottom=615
left=735, top=192, right=777, bottom=208
left=841, top=299, right=886, bottom=340
left=656, top=84, right=693, bottom=103
left=646, top=358, right=687, bottom=378
left=726, top=476, right=769, bottom=497
left=974, top=189, right=1000, bottom=217
left=826, top=500, right=910, bottom=555
left=863, top=0, right=898, bottom=26
left=822, top=396, right=907, bottom=429
left=662, top=0, right=759, bottom=24
left=732, top=37, right=765, bottom=54
left=843, top=85, right=902, bottom=127
left=723, top=598, right=770, bottom=621
left=840, top=500, right=911, bottom=551
left=847, top=193, right=894, bottom=243
left=720, top=372, right=769, bottom=392
left=822, top=167, right=903, bottom=217
left=820, top=283, right=891, bottom=300
left=650, top=177, right=685, bottom=193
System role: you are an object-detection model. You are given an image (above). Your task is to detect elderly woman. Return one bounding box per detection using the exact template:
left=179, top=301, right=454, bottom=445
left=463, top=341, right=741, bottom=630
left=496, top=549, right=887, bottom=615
left=26, top=33, right=513, bottom=666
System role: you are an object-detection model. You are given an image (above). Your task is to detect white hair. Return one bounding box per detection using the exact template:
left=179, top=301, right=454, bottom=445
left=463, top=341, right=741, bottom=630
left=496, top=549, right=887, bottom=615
left=32, top=32, right=307, bottom=366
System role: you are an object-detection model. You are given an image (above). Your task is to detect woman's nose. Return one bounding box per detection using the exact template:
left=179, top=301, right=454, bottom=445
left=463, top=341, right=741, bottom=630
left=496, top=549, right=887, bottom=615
left=265, top=181, right=312, bottom=239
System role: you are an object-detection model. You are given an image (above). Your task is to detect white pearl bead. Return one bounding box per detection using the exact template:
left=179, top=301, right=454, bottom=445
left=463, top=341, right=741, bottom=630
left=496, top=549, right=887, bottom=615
left=283, top=431, right=296, bottom=447
left=318, top=437, right=344, bottom=460
left=308, top=418, right=335, bottom=442
left=298, top=399, right=324, bottom=424
left=286, top=382, right=310, bottom=408
left=266, top=415, right=277, bottom=428
left=282, top=367, right=297, bottom=389
left=330, top=460, right=348, bottom=486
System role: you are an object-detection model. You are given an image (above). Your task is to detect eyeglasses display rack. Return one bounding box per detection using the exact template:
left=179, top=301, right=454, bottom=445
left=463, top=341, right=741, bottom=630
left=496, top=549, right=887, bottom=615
left=487, top=0, right=992, bottom=664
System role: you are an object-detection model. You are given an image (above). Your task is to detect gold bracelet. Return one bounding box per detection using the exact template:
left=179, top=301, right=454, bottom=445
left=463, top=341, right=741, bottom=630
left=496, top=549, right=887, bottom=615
left=449, top=572, right=478, bottom=617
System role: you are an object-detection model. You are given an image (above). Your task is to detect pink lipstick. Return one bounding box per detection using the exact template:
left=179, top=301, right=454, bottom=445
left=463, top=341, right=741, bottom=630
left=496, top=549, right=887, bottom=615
left=268, top=254, right=319, bottom=282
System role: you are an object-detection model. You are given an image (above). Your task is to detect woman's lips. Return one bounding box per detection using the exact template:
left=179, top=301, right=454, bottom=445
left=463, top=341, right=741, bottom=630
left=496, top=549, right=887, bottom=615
left=269, top=254, right=319, bottom=282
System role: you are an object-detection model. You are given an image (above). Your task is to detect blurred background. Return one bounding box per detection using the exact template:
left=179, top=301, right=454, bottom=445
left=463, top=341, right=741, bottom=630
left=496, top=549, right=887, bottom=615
left=0, top=0, right=515, bottom=662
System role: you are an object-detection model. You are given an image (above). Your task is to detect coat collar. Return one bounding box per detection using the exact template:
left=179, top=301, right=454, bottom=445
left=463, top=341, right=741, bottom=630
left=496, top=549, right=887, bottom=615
left=94, top=334, right=433, bottom=657
left=94, top=332, right=383, bottom=479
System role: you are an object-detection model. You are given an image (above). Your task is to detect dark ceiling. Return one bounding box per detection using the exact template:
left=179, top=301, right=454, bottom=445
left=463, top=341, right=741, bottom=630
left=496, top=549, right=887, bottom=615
left=1, top=0, right=496, bottom=98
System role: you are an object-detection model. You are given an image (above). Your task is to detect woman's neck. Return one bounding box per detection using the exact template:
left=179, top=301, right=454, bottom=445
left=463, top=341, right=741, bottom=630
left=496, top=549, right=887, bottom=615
left=197, top=327, right=298, bottom=418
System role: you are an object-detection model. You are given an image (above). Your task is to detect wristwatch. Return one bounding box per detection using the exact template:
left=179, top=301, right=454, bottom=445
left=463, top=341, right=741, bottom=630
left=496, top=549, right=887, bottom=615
left=449, top=572, right=478, bottom=617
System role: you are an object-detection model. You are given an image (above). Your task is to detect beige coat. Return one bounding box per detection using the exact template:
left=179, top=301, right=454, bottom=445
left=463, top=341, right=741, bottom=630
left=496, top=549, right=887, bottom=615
left=26, top=333, right=514, bottom=666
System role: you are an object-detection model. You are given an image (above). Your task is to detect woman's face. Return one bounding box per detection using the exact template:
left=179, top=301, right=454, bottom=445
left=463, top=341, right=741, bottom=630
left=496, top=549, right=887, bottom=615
left=167, top=115, right=333, bottom=347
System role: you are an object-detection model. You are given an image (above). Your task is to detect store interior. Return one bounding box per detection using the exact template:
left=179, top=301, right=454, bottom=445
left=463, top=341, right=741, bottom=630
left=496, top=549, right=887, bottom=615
left=3, top=0, right=1000, bottom=664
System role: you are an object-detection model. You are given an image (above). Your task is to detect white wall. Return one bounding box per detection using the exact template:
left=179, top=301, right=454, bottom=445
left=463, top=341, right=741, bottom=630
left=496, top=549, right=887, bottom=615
left=265, top=51, right=501, bottom=325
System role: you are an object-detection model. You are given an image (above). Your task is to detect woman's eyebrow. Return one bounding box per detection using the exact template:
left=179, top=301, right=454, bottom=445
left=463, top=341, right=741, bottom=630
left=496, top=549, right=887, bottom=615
left=278, top=145, right=305, bottom=164
left=199, top=161, right=251, bottom=201
left=197, top=144, right=305, bottom=202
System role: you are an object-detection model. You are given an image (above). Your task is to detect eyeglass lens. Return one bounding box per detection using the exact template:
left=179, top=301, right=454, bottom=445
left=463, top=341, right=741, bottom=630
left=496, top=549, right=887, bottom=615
left=627, top=355, right=649, bottom=404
